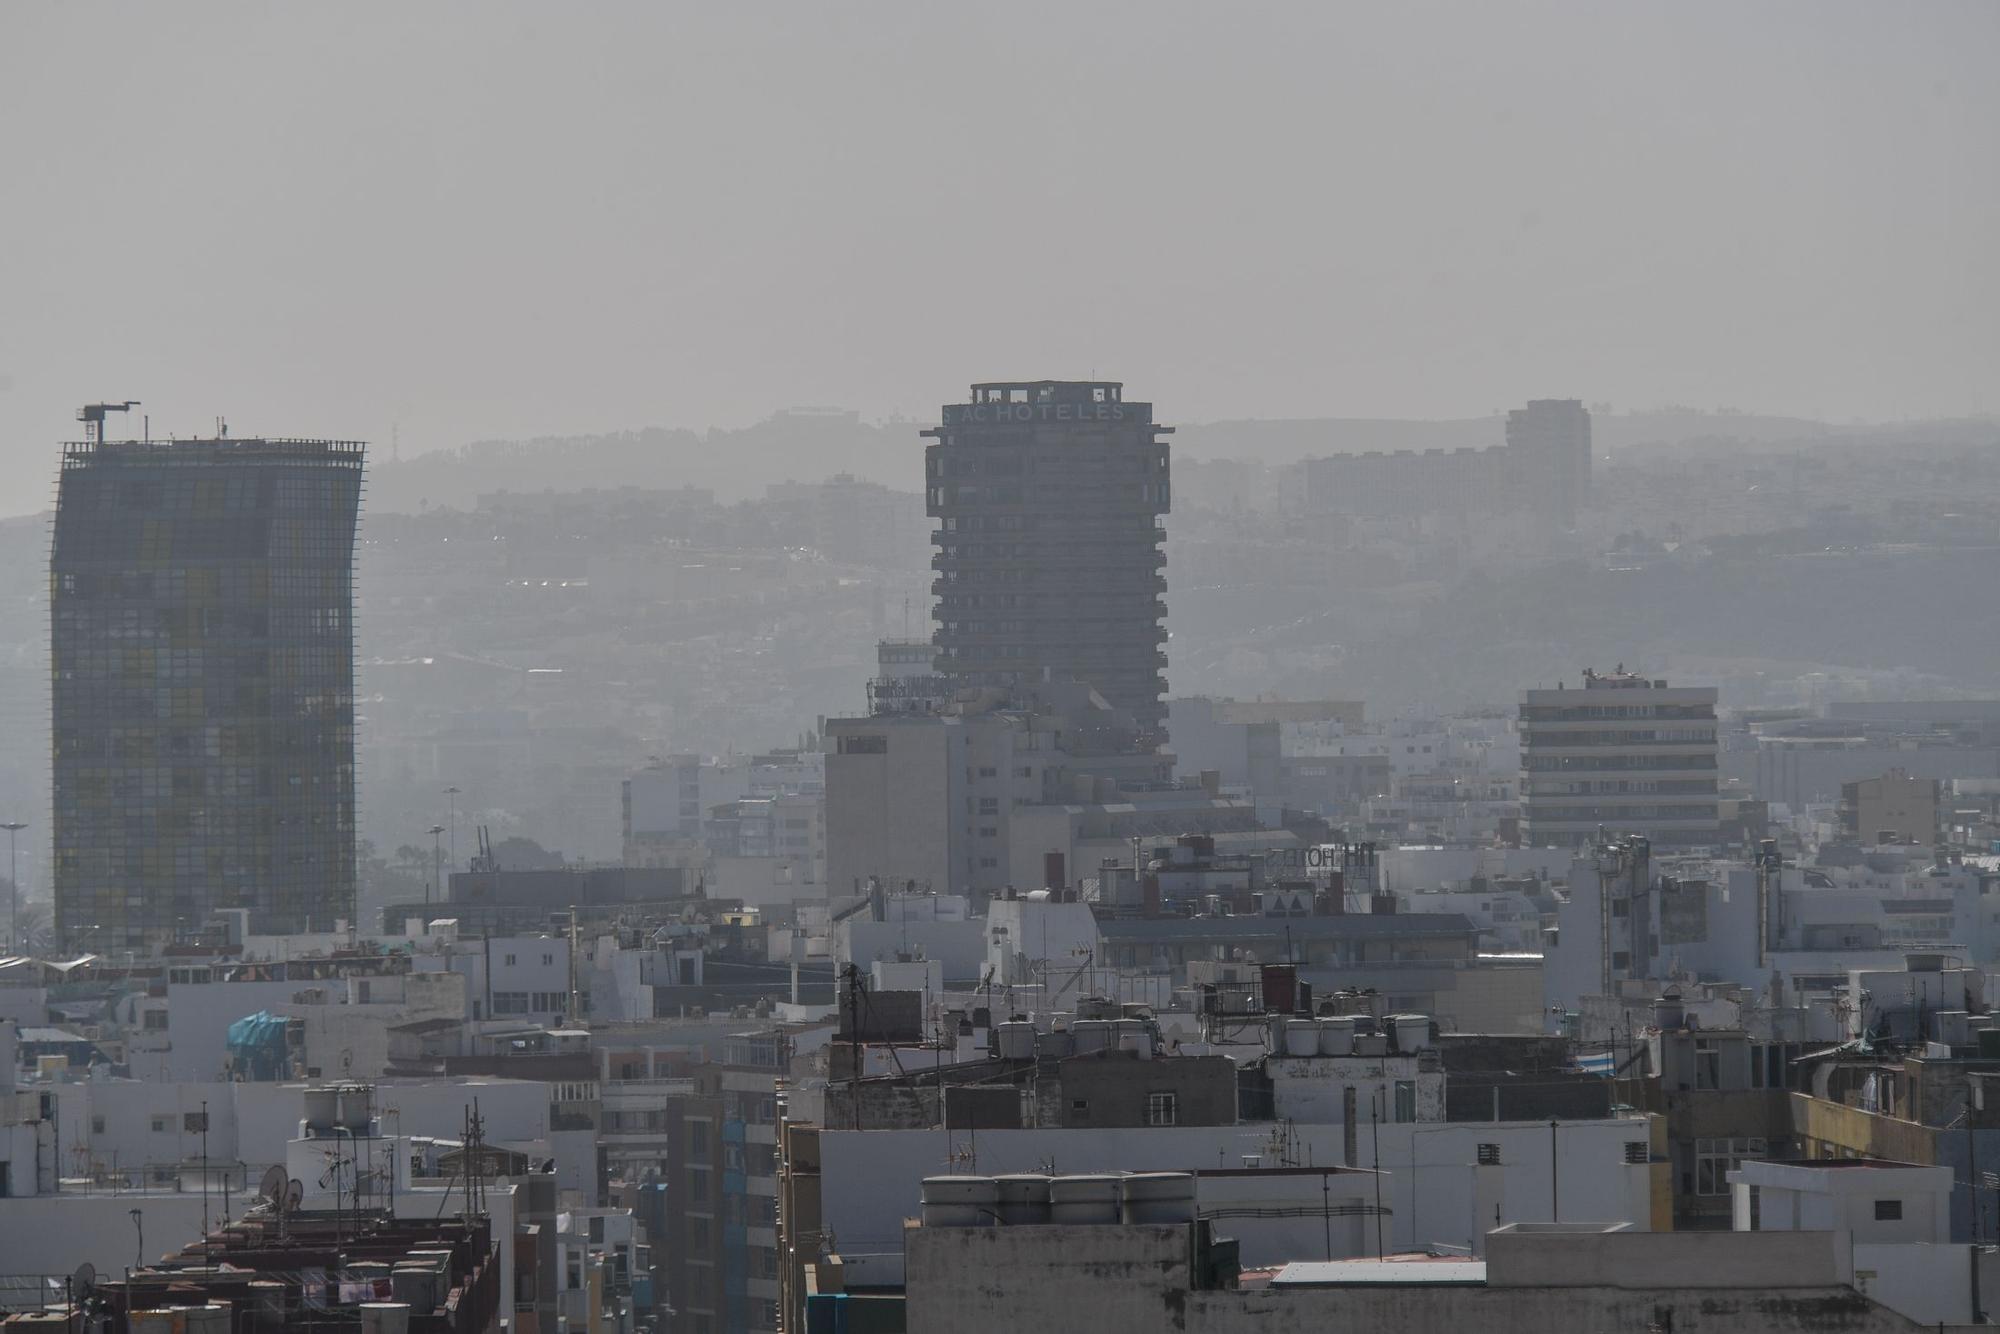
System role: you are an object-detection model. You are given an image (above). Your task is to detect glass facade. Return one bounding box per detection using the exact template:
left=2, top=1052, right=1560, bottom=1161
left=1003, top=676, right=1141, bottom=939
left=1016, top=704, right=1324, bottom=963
left=51, top=437, right=364, bottom=947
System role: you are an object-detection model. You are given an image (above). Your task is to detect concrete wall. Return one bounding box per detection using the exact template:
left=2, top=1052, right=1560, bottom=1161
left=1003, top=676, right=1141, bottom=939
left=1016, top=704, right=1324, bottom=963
left=1265, top=1055, right=1445, bottom=1126
left=906, top=1223, right=1190, bottom=1334
left=1379, top=847, right=1572, bottom=896
left=825, top=718, right=958, bottom=898
left=1183, top=1284, right=1911, bottom=1334
left=0, top=1193, right=210, bottom=1275
left=903, top=1220, right=1918, bottom=1334
left=1487, top=1225, right=1848, bottom=1288
left=1852, top=1241, right=1995, bottom=1327
left=48, top=1077, right=556, bottom=1184
left=838, top=918, right=986, bottom=983
left=816, top=1117, right=1655, bottom=1261
left=984, top=897, right=1103, bottom=987
left=1058, top=1054, right=1237, bottom=1129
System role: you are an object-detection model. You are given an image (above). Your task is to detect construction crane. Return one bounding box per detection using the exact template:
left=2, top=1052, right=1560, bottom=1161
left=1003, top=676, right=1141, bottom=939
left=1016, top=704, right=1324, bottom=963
left=77, top=401, right=139, bottom=443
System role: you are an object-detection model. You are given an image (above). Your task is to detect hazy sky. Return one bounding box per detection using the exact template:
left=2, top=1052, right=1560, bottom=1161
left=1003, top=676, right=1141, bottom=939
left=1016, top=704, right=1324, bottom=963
left=1, top=1, right=1994, bottom=504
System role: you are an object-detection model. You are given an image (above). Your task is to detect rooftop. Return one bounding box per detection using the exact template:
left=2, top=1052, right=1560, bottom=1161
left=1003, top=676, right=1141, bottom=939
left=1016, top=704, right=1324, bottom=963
left=1096, top=912, right=1475, bottom=941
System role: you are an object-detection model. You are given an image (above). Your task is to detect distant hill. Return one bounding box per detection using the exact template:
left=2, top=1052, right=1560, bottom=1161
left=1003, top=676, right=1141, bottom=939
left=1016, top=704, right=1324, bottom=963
left=364, top=406, right=1999, bottom=512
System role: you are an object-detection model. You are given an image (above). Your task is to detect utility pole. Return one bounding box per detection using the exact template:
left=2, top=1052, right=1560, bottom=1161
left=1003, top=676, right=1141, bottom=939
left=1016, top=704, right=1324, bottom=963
left=428, top=825, right=445, bottom=907
left=200, top=1100, right=210, bottom=1235
left=444, top=787, right=461, bottom=870
left=1550, top=1118, right=1560, bottom=1222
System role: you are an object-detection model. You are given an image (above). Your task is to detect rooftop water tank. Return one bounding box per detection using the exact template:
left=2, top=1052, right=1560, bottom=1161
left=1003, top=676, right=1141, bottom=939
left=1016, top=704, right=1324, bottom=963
left=1318, top=1016, right=1356, bottom=1056
left=1285, top=1018, right=1319, bottom=1058
left=1391, top=1015, right=1432, bottom=1053
left=1048, top=1174, right=1123, bottom=1225
left=921, top=1175, right=998, bottom=1227
left=1114, top=1019, right=1153, bottom=1059
left=1353, top=1033, right=1389, bottom=1057
left=1120, top=1172, right=1197, bottom=1224
left=996, top=1021, right=1037, bottom=1061
left=337, top=1085, right=375, bottom=1132
left=360, top=1304, right=412, bottom=1334
left=390, top=1268, right=438, bottom=1310
left=1072, top=1020, right=1112, bottom=1055
left=302, top=1087, right=340, bottom=1133
left=994, top=1174, right=1053, bottom=1225
left=181, top=1308, right=231, bottom=1334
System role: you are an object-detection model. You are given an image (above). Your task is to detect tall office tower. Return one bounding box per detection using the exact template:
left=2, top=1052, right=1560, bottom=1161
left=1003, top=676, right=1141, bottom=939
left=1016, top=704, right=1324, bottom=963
left=1518, top=667, right=1720, bottom=849
left=1504, top=398, right=1592, bottom=525
left=923, top=380, right=1171, bottom=736
left=51, top=431, right=365, bottom=946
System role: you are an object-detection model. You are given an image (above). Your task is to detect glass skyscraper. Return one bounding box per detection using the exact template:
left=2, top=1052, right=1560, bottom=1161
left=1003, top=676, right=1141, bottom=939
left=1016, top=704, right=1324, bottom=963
left=51, top=435, right=364, bottom=947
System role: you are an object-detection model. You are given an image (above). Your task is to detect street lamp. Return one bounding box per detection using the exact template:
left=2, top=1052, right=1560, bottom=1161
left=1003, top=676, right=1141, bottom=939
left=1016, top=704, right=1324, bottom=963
left=428, top=825, right=446, bottom=907
left=2, top=821, right=27, bottom=955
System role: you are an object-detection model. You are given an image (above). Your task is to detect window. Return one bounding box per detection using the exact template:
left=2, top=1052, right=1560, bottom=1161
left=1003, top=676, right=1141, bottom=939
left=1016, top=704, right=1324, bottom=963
left=837, top=734, right=887, bottom=755
left=1694, top=1136, right=1766, bottom=1195
left=503, top=953, right=517, bottom=967
left=543, top=953, right=555, bottom=966
left=1146, top=1092, right=1178, bottom=1126
left=143, top=1009, right=168, bottom=1031
left=91, top=1116, right=105, bottom=1135
left=1393, top=1080, right=1417, bottom=1123
left=1874, top=1199, right=1903, bottom=1221
left=151, top=1117, right=168, bottom=1133
left=1695, top=1039, right=1721, bottom=1090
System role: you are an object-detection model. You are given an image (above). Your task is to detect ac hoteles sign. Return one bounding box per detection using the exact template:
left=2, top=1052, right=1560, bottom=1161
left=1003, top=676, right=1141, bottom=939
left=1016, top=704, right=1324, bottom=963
left=941, top=401, right=1136, bottom=425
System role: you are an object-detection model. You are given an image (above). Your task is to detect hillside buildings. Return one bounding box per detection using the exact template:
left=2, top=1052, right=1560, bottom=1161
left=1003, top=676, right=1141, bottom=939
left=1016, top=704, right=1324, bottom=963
left=1300, top=398, right=1591, bottom=526
left=1519, top=667, right=1720, bottom=849
left=51, top=431, right=365, bottom=947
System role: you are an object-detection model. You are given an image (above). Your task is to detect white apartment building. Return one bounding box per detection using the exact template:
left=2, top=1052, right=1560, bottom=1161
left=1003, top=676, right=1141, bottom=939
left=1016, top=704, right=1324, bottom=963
left=1519, top=668, right=1720, bottom=848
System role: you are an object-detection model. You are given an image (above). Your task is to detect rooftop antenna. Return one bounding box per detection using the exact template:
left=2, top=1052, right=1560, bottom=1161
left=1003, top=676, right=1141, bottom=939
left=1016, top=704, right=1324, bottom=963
left=77, top=401, right=139, bottom=443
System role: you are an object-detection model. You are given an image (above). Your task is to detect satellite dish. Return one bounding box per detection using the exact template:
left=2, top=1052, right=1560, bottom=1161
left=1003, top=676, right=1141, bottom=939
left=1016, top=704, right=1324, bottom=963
left=285, top=1180, right=304, bottom=1212
left=71, top=1262, right=95, bottom=1294
left=259, top=1165, right=288, bottom=1207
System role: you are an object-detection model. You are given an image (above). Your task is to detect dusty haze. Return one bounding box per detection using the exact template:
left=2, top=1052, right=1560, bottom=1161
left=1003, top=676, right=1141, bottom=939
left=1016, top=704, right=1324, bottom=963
left=1, top=0, right=1995, bottom=503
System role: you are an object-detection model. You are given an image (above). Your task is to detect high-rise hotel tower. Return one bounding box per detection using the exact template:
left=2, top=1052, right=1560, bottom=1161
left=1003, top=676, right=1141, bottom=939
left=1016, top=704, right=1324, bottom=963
left=923, top=381, right=1170, bottom=737
left=51, top=430, right=364, bottom=946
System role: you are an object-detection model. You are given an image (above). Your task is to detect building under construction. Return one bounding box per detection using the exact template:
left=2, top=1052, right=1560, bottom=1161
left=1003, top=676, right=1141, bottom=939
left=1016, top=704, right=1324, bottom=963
left=50, top=414, right=364, bottom=947
left=924, top=380, right=1171, bottom=738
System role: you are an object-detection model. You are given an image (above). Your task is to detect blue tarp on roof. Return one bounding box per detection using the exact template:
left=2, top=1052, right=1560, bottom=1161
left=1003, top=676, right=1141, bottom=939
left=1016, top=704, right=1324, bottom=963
left=226, top=1010, right=290, bottom=1081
